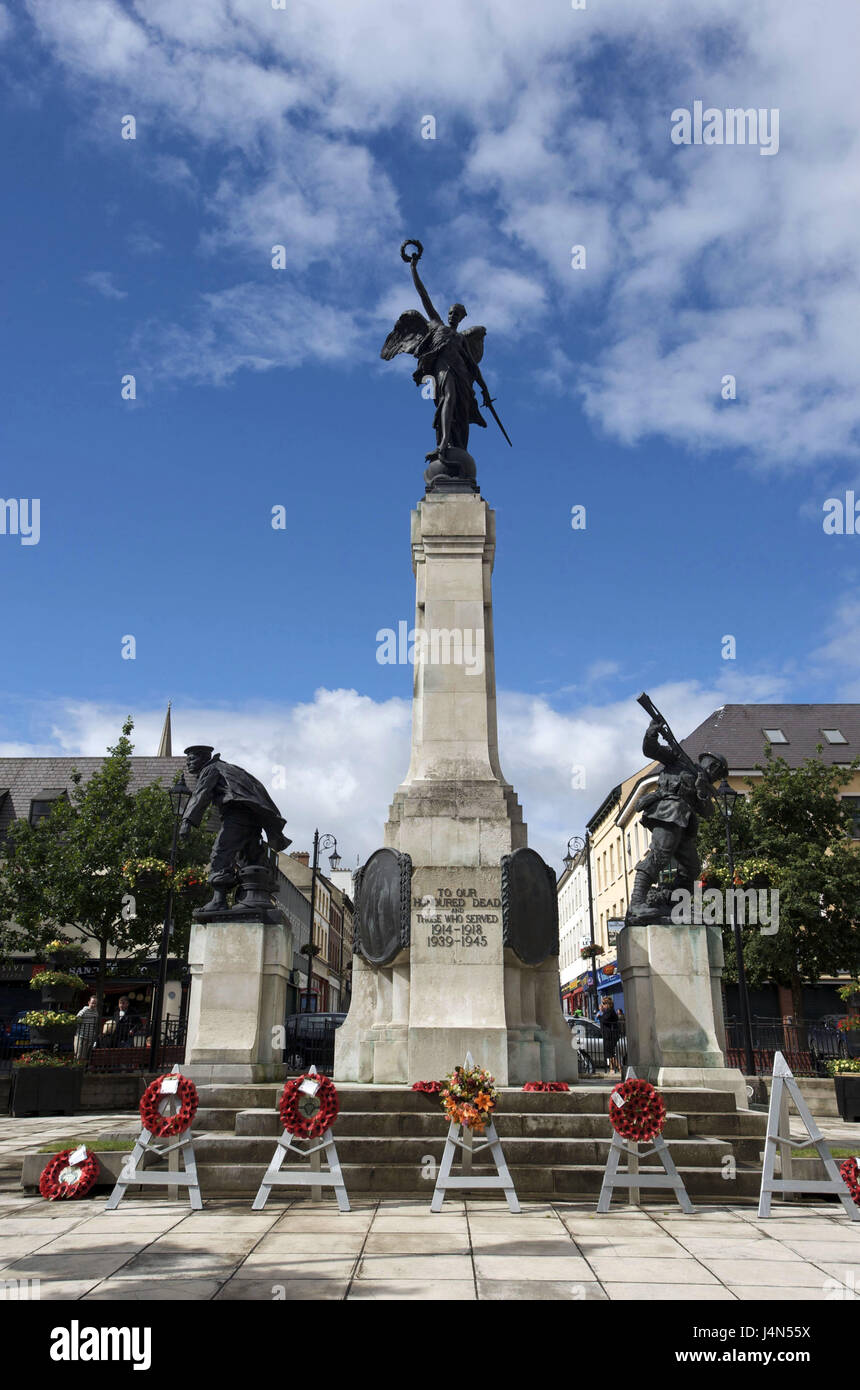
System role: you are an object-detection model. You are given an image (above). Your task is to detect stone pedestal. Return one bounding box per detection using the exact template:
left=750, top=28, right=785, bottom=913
left=618, top=919, right=747, bottom=1109
left=335, top=490, right=577, bottom=1087
left=184, top=918, right=290, bottom=1083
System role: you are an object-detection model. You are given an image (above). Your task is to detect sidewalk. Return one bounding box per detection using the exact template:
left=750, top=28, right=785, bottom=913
left=1, top=1191, right=858, bottom=1301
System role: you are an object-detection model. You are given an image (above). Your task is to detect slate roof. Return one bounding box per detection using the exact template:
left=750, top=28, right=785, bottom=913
left=680, top=704, right=860, bottom=770
left=0, top=756, right=188, bottom=842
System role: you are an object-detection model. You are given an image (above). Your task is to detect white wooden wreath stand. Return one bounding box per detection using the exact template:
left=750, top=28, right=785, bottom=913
left=107, top=1065, right=202, bottom=1210
left=430, top=1054, right=520, bottom=1213
left=758, top=1051, right=859, bottom=1220
left=252, top=1066, right=350, bottom=1212
left=597, top=1067, right=693, bottom=1214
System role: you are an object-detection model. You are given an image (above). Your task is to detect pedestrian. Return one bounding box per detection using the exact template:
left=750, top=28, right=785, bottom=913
left=74, top=995, right=99, bottom=1061
left=598, top=996, right=621, bottom=1074
left=113, top=996, right=139, bottom=1047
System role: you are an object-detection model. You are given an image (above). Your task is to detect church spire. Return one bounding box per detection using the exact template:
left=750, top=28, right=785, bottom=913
left=157, top=701, right=172, bottom=757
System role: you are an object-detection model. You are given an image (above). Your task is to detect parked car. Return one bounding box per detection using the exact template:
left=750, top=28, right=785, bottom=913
left=567, top=1015, right=628, bottom=1074
left=282, top=1012, right=347, bottom=1072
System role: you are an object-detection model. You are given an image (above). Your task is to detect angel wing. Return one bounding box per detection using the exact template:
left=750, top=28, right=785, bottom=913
left=461, top=325, right=486, bottom=365
left=380, top=309, right=429, bottom=361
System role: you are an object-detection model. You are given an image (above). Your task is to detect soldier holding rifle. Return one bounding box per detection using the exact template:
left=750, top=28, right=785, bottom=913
left=626, top=694, right=728, bottom=925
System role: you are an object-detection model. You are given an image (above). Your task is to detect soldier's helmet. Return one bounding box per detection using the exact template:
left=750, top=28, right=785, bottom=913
left=699, top=751, right=729, bottom=781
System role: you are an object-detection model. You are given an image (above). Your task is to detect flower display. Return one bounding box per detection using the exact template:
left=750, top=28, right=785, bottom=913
left=13, top=1051, right=81, bottom=1068
left=523, top=1081, right=570, bottom=1092
left=607, top=1078, right=667, bottom=1143
left=22, top=1010, right=77, bottom=1028
left=279, top=1073, right=339, bottom=1139
left=839, top=1157, right=860, bottom=1206
left=439, top=1063, right=499, bottom=1133
left=39, top=1148, right=100, bottom=1201
left=412, top=1080, right=443, bottom=1094
left=28, top=970, right=86, bottom=991
left=139, top=1074, right=199, bottom=1138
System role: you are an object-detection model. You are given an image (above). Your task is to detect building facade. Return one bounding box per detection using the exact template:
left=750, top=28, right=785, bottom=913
left=559, top=703, right=860, bottom=1023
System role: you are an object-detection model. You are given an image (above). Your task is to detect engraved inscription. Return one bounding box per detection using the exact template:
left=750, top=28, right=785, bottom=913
left=414, top=887, right=499, bottom=947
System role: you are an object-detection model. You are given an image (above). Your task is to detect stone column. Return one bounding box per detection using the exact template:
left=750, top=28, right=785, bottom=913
left=335, top=490, right=576, bottom=1086
left=618, top=919, right=747, bottom=1109
left=184, top=918, right=291, bottom=1084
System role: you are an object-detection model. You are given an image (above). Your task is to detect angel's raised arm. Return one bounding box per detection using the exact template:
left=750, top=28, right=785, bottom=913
left=410, top=256, right=441, bottom=323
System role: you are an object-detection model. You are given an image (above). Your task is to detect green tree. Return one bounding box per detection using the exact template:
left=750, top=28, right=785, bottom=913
left=0, top=719, right=213, bottom=1012
left=699, top=747, right=860, bottom=1020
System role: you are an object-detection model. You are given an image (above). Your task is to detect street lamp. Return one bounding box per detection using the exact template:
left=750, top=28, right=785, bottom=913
left=305, top=830, right=339, bottom=1011
left=149, top=774, right=191, bottom=1072
left=715, top=779, right=756, bottom=1078
left=565, top=834, right=600, bottom=1020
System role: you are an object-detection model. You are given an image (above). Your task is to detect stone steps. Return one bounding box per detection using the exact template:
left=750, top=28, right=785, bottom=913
left=192, top=1132, right=733, bottom=1168
left=186, top=1082, right=767, bottom=1200
left=215, top=1108, right=690, bottom=1140
left=193, top=1161, right=763, bottom=1200
left=195, top=1083, right=739, bottom=1115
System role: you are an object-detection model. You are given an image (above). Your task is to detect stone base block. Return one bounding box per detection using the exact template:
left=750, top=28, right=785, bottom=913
left=184, top=1062, right=287, bottom=1085
left=185, top=917, right=292, bottom=1080
left=649, top=1066, right=749, bottom=1111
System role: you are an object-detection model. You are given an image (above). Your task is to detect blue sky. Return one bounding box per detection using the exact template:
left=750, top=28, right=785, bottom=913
left=1, top=0, right=859, bottom=866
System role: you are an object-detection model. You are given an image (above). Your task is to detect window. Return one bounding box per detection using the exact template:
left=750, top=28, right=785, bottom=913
left=29, top=789, right=68, bottom=825
left=609, top=844, right=615, bottom=881
left=763, top=729, right=788, bottom=744
left=822, top=729, right=848, bottom=744
left=842, top=796, right=860, bottom=840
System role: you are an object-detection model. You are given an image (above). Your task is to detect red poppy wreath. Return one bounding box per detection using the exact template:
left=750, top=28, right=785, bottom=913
left=139, top=1073, right=199, bottom=1139
left=39, top=1148, right=100, bottom=1201
left=279, top=1073, right=339, bottom=1139
left=523, top=1081, right=570, bottom=1092
left=608, top=1079, right=667, bottom=1143
left=839, top=1157, right=860, bottom=1206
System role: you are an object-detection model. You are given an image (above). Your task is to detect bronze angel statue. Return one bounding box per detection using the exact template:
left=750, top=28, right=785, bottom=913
left=381, top=239, right=511, bottom=491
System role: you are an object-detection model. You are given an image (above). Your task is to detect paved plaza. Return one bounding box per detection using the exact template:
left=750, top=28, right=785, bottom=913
left=2, top=1110, right=857, bottom=1302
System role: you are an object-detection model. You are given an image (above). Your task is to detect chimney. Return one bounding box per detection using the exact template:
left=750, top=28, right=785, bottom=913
left=291, top=851, right=310, bottom=866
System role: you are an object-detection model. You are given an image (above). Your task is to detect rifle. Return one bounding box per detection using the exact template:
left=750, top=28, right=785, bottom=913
left=636, top=692, right=715, bottom=798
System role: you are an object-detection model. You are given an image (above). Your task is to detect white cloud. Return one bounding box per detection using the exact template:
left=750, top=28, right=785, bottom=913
left=8, top=666, right=794, bottom=871
left=23, top=0, right=860, bottom=465
left=82, top=269, right=127, bottom=300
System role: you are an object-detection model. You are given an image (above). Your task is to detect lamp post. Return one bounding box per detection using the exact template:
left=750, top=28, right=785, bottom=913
left=715, top=779, right=756, bottom=1078
left=305, top=830, right=340, bottom=1012
left=564, top=833, right=600, bottom=1021
left=149, top=774, right=191, bottom=1072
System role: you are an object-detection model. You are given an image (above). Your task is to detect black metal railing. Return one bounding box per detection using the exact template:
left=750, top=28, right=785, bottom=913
left=725, top=1017, right=848, bottom=1077
left=0, top=1016, right=187, bottom=1073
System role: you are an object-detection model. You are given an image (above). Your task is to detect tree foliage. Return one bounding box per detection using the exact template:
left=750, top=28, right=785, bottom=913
left=698, top=747, right=860, bottom=1018
left=0, top=719, right=213, bottom=1006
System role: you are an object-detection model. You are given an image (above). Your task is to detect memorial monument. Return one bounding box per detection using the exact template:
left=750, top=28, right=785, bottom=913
left=181, top=746, right=294, bottom=1083
left=618, top=695, right=747, bottom=1106
left=335, top=241, right=575, bottom=1086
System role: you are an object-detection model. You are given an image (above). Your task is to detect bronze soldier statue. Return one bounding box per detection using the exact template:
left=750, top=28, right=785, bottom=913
left=381, top=239, right=511, bottom=492
left=626, top=696, right=729, bottom=925
left=179, top=746, right=290, bottom=918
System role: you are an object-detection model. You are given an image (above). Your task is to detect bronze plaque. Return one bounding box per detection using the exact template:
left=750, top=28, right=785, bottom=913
left=500, top=847, right=559, bottom=966
left=354, top=847, right=412, bottom=966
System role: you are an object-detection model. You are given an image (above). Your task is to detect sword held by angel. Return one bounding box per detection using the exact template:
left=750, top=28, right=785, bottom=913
left=381, top=239, right=511, bottom=491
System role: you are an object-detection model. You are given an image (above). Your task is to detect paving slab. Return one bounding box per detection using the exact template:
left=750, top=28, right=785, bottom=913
left=230, top=1253, right=356, bottom=1279
left=674, top=1238, right=800, bottom=1260
left=363, top=1233, right=470, bottom=1254
left=476, top=1279, right=608, bottom=1300
left=347, top=1280, right=476, bottom=1300
left=585, top=1256, right=721, bottom=1285
left=355, top=1254, right=473, bottom=1280
left=699, top=1258, right=836, bottom=1287
left=84, top=1278, right=226, bottom=1301
left=251, top=1233, right=365, bottom=1255
left=216, top=1277, right=349, bottom=1300
left=474, top=1254, right=592, bottom=1280
left=604, top=1283, right=736, bottom=1300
